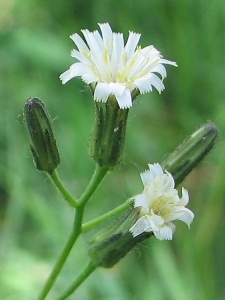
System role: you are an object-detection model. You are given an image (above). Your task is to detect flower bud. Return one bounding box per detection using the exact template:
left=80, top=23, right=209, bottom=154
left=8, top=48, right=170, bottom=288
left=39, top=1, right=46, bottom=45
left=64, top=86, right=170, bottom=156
left=23, top=98, right=60, bottom=174
left=89, top=97, right=129, bottom=168
left=162, top=123, right=218, bottom=185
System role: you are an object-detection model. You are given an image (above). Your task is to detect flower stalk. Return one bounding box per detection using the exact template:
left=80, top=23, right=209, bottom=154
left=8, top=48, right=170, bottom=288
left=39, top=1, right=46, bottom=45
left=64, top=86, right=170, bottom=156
left=56, top=261, right=96, bottom=300
left=49, top=171, right=78, bottom=207
left=82, top=198, right=134, bottom=232
left=36, top=165, right=108, bottom=300
left=36, top=213, right=81, bottom=300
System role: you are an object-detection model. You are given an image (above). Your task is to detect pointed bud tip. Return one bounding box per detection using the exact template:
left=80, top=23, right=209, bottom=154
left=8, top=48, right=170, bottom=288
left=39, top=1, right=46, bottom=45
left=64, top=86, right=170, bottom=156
left=162, top=122, right=218, bottom=185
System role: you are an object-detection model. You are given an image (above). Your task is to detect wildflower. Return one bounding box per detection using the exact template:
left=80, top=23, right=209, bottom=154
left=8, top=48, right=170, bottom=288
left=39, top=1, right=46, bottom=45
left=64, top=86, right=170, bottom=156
left=60, top=23, right=177, bottom=109
left=130, top=163, right=194, bottom=240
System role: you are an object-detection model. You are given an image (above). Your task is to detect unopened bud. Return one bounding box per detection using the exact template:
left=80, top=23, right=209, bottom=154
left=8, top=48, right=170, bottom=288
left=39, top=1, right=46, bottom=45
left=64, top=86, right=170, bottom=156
left=162, top=123, right=218, bottom=185
left=23, top=98, right=60, bottom=174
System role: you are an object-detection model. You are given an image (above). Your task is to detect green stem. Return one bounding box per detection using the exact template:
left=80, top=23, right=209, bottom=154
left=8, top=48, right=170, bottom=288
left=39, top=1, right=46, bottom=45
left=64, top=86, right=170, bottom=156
left=36, top=208, right=82, bottom=300
left=49, top=170, right=78, bottom=207
left=37, top=165, right=108, bottom=299
left=56, top=261, right=96, bottom=300
left=82, top=198, right=134, bottom=232
left=77, top=165, right=108, bottom=207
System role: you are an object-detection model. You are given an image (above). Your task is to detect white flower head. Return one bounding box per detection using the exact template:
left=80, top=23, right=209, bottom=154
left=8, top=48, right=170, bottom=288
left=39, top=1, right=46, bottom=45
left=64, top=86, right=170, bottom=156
left=60, top=23, right=177, bottom=109
left=130, top=163, right=194, bottom=240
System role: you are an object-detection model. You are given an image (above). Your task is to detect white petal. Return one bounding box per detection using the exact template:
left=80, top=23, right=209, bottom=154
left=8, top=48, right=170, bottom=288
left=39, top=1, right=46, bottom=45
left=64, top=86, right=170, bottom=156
left=148, top=73, right=165, bottom=93
left=70, top=33, right=89, bottom=53
left=81, top=31, right=108, bottom=80
left=124, top=31, right=141, bottom=59
left=116, top=88, right=132, bottom=109
left=60, top=70, right=73, bottom=84
left=134, top=78, right=153, bottom=94
left=82, top=72, right=98, bottom=84
left=98, top=23, right=113, bottom=46
left=140, top=170, right=154, bottom=187
left=125, top=53, right=148, bottom=78
left=180, top=188, right=189, bottom=205
left=140, top=163, right=164, bottom=187
left=134, top=194, right=149, bottom=209
left=110, top=33, right=124, bottom=79
left=81, top=29, right=101, bottom=52
left=140, top=45, right=160, bottom=57
left=151, top=64, right=167, bottom=78
left=130, top=216, right=152, bottom=237
left=161, top=173, right=175, bottom=192
left=59, top=62, right=87, bottom=84
left=94, top=82, right=110, bottom=103
left=71, top=49, right=88, bottom=63
left=179, top=210, right=194, bottom=227
left=154, top=223, right=175, bottom=240
left=149, top=163, right=164, bottom=176
left=147, top=213, right=164, bottom=229
left=172, top=207, right=194, bottom=227
left=109, top=82, right=125, bottom=96
left=159, top=58, right=178, bottom=67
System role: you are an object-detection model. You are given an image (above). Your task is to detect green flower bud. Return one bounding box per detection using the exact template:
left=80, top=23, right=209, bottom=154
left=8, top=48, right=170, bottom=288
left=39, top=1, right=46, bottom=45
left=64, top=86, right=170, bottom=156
left=89, top=97, right=129, bottom=168
left=23, top=98, right=60, bottom=174
left=162, top=123, right=218, bottom=185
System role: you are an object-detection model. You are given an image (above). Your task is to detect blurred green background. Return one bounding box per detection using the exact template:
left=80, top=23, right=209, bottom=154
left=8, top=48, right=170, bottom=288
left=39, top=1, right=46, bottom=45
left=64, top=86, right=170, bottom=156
left=1, top=0, right=225, bottom=299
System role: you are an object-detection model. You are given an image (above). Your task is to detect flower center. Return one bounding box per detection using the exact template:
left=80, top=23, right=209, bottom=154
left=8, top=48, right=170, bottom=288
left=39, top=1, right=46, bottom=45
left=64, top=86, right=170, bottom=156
left=151, top=197, right=171, bottom=218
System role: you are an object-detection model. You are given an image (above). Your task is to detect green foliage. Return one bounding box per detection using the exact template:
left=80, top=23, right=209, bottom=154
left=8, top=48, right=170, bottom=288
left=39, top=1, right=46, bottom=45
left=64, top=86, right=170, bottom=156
left=1, top=0, right=225, bottom=299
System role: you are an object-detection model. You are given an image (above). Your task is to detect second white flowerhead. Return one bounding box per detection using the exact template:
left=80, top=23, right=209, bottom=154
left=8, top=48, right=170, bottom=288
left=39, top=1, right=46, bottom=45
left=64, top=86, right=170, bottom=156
left=130, top=163, right=194, bottom=240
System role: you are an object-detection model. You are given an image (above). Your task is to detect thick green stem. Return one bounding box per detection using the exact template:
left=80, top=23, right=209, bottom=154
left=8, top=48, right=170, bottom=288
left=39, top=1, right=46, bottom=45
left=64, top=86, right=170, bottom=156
left=82, top=198, right=134, bottom=232
left=49, top=170, right=78, bottom=207
left=56, top=261, right=96, bottom=300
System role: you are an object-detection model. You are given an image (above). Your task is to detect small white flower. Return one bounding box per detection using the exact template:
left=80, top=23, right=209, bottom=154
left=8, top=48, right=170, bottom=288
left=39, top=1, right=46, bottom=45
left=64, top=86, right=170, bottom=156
left=130, top=163, right=194, bottom=240
left=60, top=23, right=177, bottom=109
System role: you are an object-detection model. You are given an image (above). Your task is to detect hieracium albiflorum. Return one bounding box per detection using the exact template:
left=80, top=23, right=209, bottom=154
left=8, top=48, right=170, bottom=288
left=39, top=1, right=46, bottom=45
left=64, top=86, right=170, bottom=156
left=21, top=23, right=218, bottom=300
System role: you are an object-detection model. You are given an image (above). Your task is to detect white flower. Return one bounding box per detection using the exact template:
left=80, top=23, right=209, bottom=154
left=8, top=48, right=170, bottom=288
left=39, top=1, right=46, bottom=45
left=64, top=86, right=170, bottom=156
left=60, top=23, right=177, bottom=109
left=130, top=163, right=194, bottom=240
